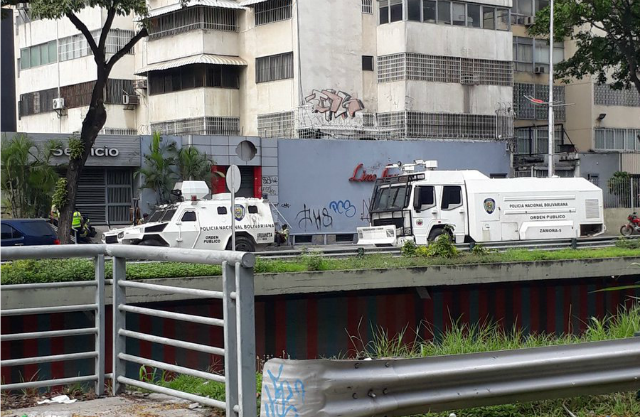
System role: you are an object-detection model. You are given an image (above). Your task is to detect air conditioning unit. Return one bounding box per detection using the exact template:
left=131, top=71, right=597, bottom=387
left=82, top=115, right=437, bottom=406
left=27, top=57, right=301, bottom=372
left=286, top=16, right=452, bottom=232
left=524, top=16, right=536, bottom=26
left=133, top=79, right=147, bottom=89
left=122, top=94, right=140, bottom=106
left=52, top=98, right=65, bottom=110
left=534, top=66, right=545, bottom=74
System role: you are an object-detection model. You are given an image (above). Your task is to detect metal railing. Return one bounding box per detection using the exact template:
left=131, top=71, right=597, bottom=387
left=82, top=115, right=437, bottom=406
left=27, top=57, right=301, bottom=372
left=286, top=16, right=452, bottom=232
left=1, top=244, right=257, bottom=417
left=260, top=338, right=640, bottom=416
left=604, top=176, right=640, bottom=209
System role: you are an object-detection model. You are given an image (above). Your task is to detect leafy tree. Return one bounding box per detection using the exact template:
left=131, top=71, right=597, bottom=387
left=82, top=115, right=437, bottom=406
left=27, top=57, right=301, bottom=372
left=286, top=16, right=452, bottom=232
left=529, top=0, right=640, bottom=96
left=137, top=132, right=178, bottom=205
left=1, top=0, right=150, bottom=242
left=1, top=134, right=61, bottom=218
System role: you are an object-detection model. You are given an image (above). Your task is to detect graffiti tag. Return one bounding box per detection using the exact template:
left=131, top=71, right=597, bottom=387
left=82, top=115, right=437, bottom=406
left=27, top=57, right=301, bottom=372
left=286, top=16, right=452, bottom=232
left=263, top=176, right=279, bottom=185
left=329, top=200, right=356, bottom=218
left=264, top=364, right=305, bottom=417
left=304, top=89, right=365, bottom=122
left=263, top=186, right=278, bottom=197
left=296, top=204, right=333, bottom=231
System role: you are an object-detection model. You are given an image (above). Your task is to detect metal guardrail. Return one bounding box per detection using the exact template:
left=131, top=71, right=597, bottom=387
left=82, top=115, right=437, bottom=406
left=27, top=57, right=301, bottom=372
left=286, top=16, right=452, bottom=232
left=259, top=338, right=640, bottom=417
left=1, top=244, right=257, bottom=417
left=255, top=235, right=640, bottom=259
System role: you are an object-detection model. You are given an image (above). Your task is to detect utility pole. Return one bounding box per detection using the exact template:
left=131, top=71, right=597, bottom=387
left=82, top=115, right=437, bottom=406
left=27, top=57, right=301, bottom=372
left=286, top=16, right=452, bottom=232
left=548, top=0, right=555, bottom=178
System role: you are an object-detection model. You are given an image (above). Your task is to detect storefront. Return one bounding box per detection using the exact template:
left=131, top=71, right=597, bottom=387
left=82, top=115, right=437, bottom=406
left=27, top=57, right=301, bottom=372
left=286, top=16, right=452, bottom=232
left=27, top=133, right=141, bottom=226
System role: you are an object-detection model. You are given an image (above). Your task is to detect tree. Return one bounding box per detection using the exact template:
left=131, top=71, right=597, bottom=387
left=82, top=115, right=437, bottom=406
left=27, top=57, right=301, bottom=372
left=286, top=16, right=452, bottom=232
left=177, top=146, right=215, bottom=181
left=529, top=0, right=640, bottom=96
left=1, top=0, right=150, bottom=242
left=137, top=132, right=178, bottom=205
left=1, top=134, right=61, bottom=218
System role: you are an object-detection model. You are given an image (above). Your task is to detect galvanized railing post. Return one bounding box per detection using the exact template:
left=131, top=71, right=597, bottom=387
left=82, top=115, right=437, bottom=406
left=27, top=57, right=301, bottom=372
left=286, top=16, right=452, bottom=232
left=112, top=255, right=127, bottom=395
left=94, top=254, right=105, bottom=396
left=223, top=261, right=239, bottom=416
left=235, top=262, right=257, bottom=417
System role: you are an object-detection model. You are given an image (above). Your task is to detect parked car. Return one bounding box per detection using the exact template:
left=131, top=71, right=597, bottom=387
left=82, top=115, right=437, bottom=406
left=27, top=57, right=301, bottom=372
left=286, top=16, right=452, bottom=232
left=1, top=219, right=60, bottom=246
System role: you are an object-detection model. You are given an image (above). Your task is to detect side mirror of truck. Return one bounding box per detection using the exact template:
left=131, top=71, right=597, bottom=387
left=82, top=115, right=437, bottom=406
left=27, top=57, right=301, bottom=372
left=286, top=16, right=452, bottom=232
left=413, top=193, right=422, bottom=212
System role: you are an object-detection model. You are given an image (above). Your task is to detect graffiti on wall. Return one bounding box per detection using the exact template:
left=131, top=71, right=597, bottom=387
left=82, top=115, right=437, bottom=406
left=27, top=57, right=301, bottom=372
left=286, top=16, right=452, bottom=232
left=329, top=200, right=356, bottom=218
left=294, top=198, right=368, bottom=231
left=263, top=364, right=305, bottom=417
left=296, top=204, right=334, bottom=231
left=304, top=89, right=364, bottom=122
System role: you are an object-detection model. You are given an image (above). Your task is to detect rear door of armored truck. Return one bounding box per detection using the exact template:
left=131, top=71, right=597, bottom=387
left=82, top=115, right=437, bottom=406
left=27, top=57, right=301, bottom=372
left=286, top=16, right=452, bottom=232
left=174, top=208, right=201, bottom=248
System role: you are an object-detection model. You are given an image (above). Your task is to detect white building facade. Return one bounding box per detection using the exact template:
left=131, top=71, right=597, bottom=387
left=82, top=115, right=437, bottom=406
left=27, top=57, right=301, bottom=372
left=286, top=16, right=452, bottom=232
left=13, top=0, right=515, bottom=141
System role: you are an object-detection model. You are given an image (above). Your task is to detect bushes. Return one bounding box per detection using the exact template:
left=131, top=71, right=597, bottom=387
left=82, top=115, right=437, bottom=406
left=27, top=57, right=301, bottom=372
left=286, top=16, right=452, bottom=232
left=401, top=233, right=459, bottom=259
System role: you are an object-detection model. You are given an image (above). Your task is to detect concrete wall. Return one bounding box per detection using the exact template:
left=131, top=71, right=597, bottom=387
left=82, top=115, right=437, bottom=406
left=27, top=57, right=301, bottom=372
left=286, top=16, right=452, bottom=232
left=578, top=152, right=620, bottom=207
left=146, top=30, right=240, bottom=64
left=148, top=88, right=240, bottom=123
left=276, top=138, right=510, bottom=235
left=604, top=208, right=631, bottom=236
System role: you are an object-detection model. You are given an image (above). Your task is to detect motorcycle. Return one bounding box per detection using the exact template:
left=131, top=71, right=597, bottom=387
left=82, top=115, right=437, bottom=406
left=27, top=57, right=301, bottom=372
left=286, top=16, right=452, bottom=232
left=620, top=212, right=640, bottom=236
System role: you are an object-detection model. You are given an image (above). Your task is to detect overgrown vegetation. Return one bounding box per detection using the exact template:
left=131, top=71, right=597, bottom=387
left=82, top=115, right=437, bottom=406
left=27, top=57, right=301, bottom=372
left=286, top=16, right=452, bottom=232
left=135, top=306, right=640, bottom=417
left=2, top=247, right=639, bottom=285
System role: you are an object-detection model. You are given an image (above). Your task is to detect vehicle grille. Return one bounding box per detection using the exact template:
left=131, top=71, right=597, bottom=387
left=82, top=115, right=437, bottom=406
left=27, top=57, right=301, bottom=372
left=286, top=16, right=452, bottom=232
left=105, top=235, right=118, bottom=244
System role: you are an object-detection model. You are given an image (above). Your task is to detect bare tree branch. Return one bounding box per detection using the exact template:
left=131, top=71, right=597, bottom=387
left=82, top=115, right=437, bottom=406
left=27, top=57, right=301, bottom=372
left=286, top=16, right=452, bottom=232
left=65, top=11, right=99, bottom=57
left=105, top=27, right=148, bottom=73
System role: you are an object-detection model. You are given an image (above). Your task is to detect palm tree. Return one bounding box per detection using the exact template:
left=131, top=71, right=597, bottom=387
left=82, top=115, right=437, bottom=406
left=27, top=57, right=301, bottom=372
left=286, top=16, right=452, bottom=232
left=136, top=132, right=178, bottom=204
left=177, top=146, right=213, bottom=181
left=1, top=134, right=60, bottom=218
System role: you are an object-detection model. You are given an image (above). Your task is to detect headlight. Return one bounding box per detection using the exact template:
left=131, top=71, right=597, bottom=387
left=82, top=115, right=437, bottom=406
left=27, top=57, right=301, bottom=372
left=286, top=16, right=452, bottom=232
left=358, top=231, right=363, bottom=239
left=117, top=232, right=124, bottom=239
left=386, top=229, right=395, bottom=238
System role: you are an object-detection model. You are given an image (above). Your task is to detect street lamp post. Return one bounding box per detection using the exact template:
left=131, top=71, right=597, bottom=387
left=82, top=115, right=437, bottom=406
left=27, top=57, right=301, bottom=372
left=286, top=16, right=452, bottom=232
left=548, top=0, right=555, bottom=178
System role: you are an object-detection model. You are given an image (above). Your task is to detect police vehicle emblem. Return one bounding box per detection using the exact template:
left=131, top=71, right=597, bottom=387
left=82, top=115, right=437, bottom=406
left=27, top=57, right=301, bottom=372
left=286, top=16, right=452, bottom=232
left=234, top=204, right=245, bottom=221
left=484, top=198, right=496, bottom=214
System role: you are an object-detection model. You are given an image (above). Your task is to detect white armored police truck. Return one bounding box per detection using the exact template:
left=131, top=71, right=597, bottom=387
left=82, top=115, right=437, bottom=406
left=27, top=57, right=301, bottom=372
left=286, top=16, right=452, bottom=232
left=103, top=181, right=275, bottom=252
left=357, top=160, right=605, bottom=246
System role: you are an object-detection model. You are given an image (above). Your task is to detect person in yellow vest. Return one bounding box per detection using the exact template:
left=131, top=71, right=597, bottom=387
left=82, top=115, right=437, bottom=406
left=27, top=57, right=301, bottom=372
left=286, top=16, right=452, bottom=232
left=72, top=209, right=83, bottom=241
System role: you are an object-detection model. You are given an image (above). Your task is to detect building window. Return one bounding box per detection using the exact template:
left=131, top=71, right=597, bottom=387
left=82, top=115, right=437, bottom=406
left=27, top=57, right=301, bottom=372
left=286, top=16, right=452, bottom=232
left=513, top=36, right=563, bottom=73
left=149, top=6, right=237, bottom=40
left=19, top=40, right=57, bottom=70
left=514, top=126, right=564, bottom=155
left=587, top=174, right=599, bottom=187
left=513, top=83, right=565, bottom=121
left=151, top=117, right=240, bottom=136
left=362, top=0, right=373, bottom=14
left=255, top=52, right=294, bottom=83
left=257, top=111, right=295, bottom=138
left=254, top=0, right=292, bottom=26
left=19, top=79, right=134, bottom=117
left=377, top=53, right=513, bottom=86
left=594, top=128, right=640, bottom=151
left=149, top=64, right=239, bottom=95
left=57, top=29, right=135, bottom=62
left=594, top=84, right=640, bottom=107
left=362, top=55, right=374, bottom=71
left=382, top=0, right=509, bottom=30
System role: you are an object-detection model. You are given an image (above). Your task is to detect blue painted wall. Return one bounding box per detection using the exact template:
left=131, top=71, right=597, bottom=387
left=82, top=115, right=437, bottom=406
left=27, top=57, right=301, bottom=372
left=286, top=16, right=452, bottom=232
left=276, top=139, right=510, bottom=235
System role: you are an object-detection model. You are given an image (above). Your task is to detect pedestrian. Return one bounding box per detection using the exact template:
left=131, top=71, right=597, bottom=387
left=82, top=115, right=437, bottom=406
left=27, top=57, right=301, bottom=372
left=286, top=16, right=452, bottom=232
left=276, top=224, right=289, bottom=246
left=72, top=208, right=83, bottom=242
left=50, top=203, right=59, bottom=226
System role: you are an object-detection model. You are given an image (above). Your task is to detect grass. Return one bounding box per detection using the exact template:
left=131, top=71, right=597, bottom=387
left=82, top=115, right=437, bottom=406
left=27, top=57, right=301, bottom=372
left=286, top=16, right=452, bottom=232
left=2, top=246, right=639, bottom=285
left=133, top=305, right=640, bottom=417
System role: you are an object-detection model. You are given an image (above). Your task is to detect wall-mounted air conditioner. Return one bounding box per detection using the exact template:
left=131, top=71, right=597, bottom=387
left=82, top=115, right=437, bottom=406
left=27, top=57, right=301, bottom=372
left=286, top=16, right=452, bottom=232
left=534, top=66, right=545, bottom=74
left=122, top=94, right=140, bottom=106
left=52, top=98, right=65, bottom=110
left=524, top=16, right=536, bottom=26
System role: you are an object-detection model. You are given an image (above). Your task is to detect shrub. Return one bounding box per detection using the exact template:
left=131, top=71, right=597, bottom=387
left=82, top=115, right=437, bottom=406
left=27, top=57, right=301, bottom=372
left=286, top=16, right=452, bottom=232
left=426, top=234, right=459, bottom=258
left=401, top=239, right=418, bottom=257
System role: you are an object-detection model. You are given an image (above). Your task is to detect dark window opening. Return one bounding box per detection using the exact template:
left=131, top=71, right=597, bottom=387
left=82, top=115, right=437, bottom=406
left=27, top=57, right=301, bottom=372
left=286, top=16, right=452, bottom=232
left=362, top=55, right=374, bottom=71
left=441, top=186, right=462, bottom=210
left=149, top=64, right=239, bottom=95
left=414, top=186, right=435, bottom=210
left=181, top=211, right=197, bottom=222
left=217, top=207, right=228, bottom=215
left=161, top=209, right=177, bottom=222
left=248, top=205, right=258, bottom=214
left=408, top=0, right=422, bottom=21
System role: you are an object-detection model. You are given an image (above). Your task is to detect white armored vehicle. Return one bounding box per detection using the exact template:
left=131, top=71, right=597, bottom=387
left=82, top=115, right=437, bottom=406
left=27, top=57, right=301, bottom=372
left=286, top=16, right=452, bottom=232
left=103, top=181, right=275, bottom=252
left=357, top=160, right=605, bottom=246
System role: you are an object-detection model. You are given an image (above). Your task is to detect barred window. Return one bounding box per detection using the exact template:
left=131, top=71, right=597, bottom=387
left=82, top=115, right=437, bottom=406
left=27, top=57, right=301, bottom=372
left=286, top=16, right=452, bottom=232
left=149, top=64, right=239, bottom=95
left=594, top=84, right=640, bottom=107
left=254, top=0, right=292, bottom=26
left=256, top=52, right=294, bottom=83
left=514, top=126, right=564, bottom=154
left=513, top=83, right=565, bottom=121
left=378, top=53, right=512, bottom=86
left=362, top=0, right=373, bottom=14
left=18, top=88, right=57, bottom=117
left=149, top=6, right=237, bottom=40
left=594, top=128, right=640, bottom=151
left=151, top=117, right=240, bottom=136
left=257, top=111, right=295, bottom=138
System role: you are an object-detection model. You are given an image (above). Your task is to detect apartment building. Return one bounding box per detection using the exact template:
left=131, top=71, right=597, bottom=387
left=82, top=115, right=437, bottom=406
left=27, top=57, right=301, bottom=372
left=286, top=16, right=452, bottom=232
left=12, top=0, right=515, bottom=141
left=510, top=0, right=640, bottom=177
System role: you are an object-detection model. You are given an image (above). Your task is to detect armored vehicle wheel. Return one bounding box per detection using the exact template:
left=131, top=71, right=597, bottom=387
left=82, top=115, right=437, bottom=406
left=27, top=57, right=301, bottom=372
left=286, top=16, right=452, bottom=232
left=428, top=228, right=446, bottom=241
left=138, top=238, right=164, bottom=246
left=234, top=236, right=256, bottom=252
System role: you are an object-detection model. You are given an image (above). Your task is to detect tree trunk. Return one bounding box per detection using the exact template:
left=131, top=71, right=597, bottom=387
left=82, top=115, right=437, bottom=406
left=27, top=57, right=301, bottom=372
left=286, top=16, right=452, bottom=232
left=57, top=70, right=108, bottom=244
